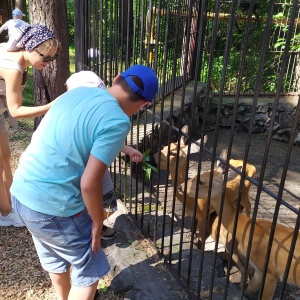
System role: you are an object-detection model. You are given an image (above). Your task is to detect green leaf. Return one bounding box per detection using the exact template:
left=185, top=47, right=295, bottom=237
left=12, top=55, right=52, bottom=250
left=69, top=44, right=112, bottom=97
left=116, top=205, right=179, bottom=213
left=144, top=162, right=157, bottom=172
left=143, top=149, right=151, bottom=160
left=98, top=283, right=108, bottom=293
left=143, top=156, right=151, bottom=162
left=141, top=149, right=158, bottom=181
left=144, top=168, right=151, bottom=181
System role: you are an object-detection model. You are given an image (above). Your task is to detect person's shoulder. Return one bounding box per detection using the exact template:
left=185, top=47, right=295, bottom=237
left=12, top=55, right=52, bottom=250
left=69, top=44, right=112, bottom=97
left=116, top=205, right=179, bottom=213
left=6, top=19, right=15, bottom=24
left=2, top=20, right=10, bottom=26
left=13, top=19, right=28, bottom=26
left=20, top=20, right=28, bottom=26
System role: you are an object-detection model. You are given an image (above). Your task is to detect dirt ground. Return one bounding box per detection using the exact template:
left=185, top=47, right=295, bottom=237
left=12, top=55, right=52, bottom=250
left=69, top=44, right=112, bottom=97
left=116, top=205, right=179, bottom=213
left=196, top=129, right=300, bottom=226
left=201, top=127, right=300, bottom=226
left=1, top=121, right=122, bottom=300
left=1, top=118, right=300, bottom=299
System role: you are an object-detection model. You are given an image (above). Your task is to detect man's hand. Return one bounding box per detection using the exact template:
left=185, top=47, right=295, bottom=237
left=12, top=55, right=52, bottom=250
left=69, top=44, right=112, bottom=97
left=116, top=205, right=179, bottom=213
left=121, top=145, right=143, bottom=163
left=128, top=149, right=143, bottom=163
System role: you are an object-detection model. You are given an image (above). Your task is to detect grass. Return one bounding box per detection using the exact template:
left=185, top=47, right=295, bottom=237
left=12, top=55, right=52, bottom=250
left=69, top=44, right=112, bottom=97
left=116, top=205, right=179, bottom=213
left=22, top=68, right=34, bottom=107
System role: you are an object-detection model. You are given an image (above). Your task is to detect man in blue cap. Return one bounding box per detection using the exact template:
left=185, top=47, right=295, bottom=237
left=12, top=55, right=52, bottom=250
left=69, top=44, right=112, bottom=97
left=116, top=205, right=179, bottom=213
left=0, top=8, right=28, bottom=46
left=11, top=65, right=158, bottom=300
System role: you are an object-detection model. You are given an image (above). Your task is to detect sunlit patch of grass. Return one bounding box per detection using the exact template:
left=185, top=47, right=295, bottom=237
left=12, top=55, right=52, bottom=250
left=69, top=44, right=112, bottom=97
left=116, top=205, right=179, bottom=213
left=69, top=45, right=75, bottom=73
left=22, top=67, right=34, bottom=107
left=9, top=118, right=34, bottom=143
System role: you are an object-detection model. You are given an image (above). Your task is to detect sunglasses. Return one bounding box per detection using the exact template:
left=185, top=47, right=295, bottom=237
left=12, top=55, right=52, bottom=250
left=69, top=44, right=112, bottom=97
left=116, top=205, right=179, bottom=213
left=35, top=49, right=58, bottom=62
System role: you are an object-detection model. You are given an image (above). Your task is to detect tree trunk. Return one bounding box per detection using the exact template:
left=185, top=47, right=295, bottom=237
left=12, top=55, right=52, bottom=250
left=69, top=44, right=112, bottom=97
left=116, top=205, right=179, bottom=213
left=14, top=0, right=26, bottom=15
left=28, top=0, right=70, bottom=130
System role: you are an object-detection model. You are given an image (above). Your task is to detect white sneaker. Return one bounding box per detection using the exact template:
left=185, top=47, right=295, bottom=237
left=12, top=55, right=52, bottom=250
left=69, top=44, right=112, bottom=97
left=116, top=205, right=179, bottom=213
left=0, top=209, right=25, bottom=227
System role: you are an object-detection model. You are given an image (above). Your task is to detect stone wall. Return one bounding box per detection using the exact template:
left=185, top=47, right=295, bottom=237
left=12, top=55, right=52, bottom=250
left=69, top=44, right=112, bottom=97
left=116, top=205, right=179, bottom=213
left=132, top=82, right=299, bottom=158
left=212, top=101, right=300, bottom=145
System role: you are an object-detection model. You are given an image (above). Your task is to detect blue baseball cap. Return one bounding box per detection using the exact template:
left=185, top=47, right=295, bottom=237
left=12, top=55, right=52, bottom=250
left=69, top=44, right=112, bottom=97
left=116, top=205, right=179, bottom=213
left=12, top=8, right=25, bottom=17
left=120, top=65, right=158, bottom=102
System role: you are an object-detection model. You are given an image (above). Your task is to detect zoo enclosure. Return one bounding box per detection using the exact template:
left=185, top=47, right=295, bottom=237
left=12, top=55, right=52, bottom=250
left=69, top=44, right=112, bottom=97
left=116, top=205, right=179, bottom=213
left=75, top=0, right=300, bottom=299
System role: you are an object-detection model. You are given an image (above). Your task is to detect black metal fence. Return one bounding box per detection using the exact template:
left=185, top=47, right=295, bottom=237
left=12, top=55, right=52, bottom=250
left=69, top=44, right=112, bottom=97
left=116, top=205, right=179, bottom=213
left=75, top=0, right=300, bottom=298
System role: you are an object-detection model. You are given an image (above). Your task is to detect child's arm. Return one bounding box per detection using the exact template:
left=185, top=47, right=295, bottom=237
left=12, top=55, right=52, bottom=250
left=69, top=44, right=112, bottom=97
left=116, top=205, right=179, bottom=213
left=121, top=145, right=143, bottom=163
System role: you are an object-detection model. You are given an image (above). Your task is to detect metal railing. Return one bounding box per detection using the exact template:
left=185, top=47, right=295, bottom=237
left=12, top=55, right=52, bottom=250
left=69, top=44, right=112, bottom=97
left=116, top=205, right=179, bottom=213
left=75, top=0, right=300, bottom=298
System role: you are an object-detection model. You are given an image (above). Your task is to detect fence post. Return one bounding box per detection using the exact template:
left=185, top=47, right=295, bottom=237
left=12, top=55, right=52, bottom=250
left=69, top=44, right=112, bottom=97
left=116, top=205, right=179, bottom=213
left=74, top=0, right=89, bottom=71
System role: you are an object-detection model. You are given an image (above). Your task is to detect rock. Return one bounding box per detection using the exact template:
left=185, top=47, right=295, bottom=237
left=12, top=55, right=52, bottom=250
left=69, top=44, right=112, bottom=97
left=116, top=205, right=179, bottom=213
left=294, top=131, right=300, bottom=145
left=278, top=112, right=293, bottom=129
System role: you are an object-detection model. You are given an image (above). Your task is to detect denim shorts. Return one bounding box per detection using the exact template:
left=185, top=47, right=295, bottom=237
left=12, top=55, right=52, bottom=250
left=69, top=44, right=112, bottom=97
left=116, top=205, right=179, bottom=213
left=12, top=196, right=110, bottom=288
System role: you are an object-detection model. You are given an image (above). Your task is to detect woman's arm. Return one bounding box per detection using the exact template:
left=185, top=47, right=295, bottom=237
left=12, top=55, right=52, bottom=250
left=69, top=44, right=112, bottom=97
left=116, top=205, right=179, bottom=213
left=4, top=68, right=53, bottom=118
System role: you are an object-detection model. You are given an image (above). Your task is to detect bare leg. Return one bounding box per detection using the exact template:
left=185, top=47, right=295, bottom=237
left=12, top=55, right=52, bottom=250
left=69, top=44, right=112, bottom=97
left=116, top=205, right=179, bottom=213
left=49, top=270, right=71, bottom=300
left=0, top=133, right=11, bottom=215
left=68, top=280, right=99, bottom=300
left=0, top=133, right=12, bottom=205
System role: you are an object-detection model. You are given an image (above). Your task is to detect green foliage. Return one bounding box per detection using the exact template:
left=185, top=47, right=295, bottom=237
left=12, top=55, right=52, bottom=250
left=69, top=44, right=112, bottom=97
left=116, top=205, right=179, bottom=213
left=98, top=282, right=109, bottom=293
left=69, top=45, right=76, bottom=73
left=22, top=68, right=34, bottom=106
left=142, top=149, right=157, bottom=181
left=199, top=1, right=300, bottom=93
left=66, top=0, right=75, bottom=45
left=274, top=35, right=300, bottom=53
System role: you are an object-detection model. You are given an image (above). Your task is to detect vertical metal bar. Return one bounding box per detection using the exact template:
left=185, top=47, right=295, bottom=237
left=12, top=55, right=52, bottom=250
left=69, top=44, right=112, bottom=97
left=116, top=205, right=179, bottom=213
left=113, top=0, right=119, bottom=77
left=164, top=0, right=185, bottom=266
left=176, top=2, right=198, bottom=282
left=277, top=96, right=300, bottom=299
left=151, top=0, right=162, bottom=247
left=74, top=0, right=85, bottom=71
left=99, top=0, right=104, bottom=80
left=239, top=0, right=276, bottom=296
left=120, top=0, right=125, bottom=71
left=154, top=1, right=171, bottom=255
left=252, top=1, right=298, bottom=298
left=103, top=0, right=108, bottom=84
left=217, top=0, right=266, bottom=297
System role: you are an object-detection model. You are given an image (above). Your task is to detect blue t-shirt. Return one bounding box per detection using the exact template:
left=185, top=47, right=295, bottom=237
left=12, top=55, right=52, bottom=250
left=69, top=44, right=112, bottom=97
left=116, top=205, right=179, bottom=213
left=11, top=87, right=130, bottom=217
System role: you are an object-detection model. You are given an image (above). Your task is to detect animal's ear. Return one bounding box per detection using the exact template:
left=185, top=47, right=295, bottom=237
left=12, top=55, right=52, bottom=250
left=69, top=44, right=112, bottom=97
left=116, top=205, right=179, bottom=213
left=216, top=149, right=228, bottom=174
left=227, top=166, right=242, bottom=181
left=189, top=135, right=207, bottom=154
left=180, top=125, right=189, bottom=145
left=220, top=149, right=227, bottom=161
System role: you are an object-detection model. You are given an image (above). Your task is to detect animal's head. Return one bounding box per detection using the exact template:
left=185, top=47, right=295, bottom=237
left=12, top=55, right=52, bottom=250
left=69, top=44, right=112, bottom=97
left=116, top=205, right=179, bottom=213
left=153, top=125, right=206, bottom=170
left=178, top=149, right=242, bottom=203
